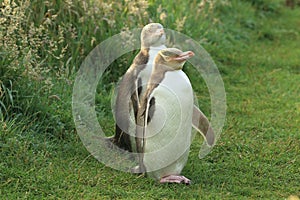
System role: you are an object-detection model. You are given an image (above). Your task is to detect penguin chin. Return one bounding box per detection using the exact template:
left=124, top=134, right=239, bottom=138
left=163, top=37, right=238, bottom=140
left=143, top=35, right=166, bottom=48
left=176, top=63, right=184, bottom=70
left=151, top=34, right=166, bottom=47
left=168, top=63, right=184, bottom=71
left=174, top=62, right=185, bottom=70
left=159, top=34, right=166, bottom=44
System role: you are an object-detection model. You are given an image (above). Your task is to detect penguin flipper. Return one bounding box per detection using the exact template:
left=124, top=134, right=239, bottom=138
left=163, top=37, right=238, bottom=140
left=192, top=105, right=215, bottom=146
left=135, top=95, right=153, bottom=173
left=113, top=124, right=132, bottom=151
left=113, top=69, right=137, bottom=152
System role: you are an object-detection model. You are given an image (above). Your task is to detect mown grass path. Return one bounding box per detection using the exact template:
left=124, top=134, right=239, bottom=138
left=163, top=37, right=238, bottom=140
left=210, top=7, right=300, bottom=199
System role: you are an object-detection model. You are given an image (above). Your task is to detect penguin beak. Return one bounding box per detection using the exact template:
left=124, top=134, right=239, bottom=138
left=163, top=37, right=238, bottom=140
left=155, top=28, right=165, bottom=36
left=173, top=51, right=195, bottom=61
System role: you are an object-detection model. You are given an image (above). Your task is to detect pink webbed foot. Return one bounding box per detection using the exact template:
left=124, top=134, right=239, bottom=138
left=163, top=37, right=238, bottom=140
left=160, top=175, right=191, bottom=185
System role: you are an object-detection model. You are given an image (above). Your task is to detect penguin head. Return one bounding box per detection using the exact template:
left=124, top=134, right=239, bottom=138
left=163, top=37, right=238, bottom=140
left=156, top=48, right=195, bottom=70
left=141, top=23, right=166, bottom=48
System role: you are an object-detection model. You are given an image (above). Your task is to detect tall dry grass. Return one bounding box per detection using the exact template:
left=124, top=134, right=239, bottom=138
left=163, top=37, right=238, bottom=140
left=0, top=0, right=229, bottom=126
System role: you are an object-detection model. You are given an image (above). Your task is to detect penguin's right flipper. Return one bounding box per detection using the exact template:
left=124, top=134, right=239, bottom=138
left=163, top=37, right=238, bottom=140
left=113, top=70, right=137, bottom=152
left=192, top=105, right=215, bottom=146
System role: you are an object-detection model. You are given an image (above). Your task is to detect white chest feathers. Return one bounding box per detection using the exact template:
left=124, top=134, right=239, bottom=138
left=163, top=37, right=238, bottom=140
left=138, top=45, right=166, bottom=85
left=144, top=70, right=194, bottom=174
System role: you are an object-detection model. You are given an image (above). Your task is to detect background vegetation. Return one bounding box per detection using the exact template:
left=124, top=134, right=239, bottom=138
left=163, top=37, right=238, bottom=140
left=1, top=0, right=299, bottom=199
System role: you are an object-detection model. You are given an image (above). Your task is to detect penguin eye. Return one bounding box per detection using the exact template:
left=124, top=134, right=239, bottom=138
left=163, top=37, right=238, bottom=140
left=149, top=26, right=156, bottom=32
left=161, top=51, right=177, bottom=57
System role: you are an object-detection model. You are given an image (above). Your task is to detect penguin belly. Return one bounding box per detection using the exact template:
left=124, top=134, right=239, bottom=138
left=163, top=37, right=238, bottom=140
left=143, top=70, right=193, bottom=180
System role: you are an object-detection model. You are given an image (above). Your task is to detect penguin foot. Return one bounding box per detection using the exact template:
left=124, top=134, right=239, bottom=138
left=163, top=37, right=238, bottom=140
left=160, top=175, right=191, bottom=185
left=131, top=165, right=143, bottom=174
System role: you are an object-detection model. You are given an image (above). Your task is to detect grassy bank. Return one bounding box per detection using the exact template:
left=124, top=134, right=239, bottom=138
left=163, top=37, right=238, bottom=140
left=1, top=0, right=299, bottom=199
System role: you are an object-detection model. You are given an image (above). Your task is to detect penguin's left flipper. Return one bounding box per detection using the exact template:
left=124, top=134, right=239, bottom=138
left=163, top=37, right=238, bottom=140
left=135, top=94, right=155, bottom=174
left=160, top=175, right=191, bottom=185
left=192, top=105, right=215, bottom=146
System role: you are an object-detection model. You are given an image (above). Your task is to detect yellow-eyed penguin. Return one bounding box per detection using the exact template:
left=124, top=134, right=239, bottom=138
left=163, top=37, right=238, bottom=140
left=112, top=23, right=215, bottom=154
left=112, top=23, right=166, bottom=152
left=136, top=48, right=195, bottom=184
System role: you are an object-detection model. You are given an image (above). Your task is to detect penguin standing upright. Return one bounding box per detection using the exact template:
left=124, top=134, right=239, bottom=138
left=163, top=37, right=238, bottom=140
left=136, top=48, right=195, bottom=184
left=112, top=23, right=166, bottom=152
left=112, top=23, right=215, bottom=154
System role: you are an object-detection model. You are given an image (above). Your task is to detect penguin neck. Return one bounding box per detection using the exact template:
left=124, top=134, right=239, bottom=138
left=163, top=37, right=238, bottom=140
left=149, top=45, right=165, bottom=61
left=131, top=48, right=150, bottom=73
left=148, top=45, right=166, bottom=67
left=141, top=45, right=166, bottom=54
left=149, top=44, right=166, bottom=51
left=144, top=63, right=168, bottom=100
left=138, top=45, right=166, bottom=83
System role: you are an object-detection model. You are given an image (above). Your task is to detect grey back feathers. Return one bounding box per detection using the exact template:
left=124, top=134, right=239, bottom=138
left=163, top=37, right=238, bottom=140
left=113, top=48, right=149, bottom=151
left=113, top=23, right=166, bottom=152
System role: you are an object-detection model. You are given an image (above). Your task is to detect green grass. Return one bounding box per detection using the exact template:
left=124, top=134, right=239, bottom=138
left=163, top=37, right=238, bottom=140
left=1, top=0, right=300, bottom=199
